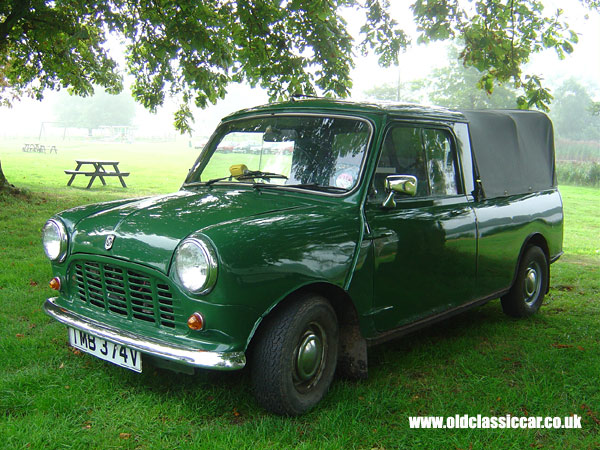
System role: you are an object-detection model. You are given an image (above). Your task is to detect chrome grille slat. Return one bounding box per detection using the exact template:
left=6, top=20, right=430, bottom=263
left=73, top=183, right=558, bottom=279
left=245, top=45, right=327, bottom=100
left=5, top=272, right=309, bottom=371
left=72, top=261, right=177, bottom=329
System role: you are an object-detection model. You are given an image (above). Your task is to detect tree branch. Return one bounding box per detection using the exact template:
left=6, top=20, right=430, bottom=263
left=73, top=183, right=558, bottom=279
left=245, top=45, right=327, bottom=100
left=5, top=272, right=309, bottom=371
left=0, top=0, right=33, bottom=52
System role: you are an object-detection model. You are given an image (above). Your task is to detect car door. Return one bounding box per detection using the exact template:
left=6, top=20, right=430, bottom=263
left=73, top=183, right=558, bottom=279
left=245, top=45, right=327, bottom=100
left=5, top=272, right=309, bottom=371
left=364, top=123, right=478, bottom=332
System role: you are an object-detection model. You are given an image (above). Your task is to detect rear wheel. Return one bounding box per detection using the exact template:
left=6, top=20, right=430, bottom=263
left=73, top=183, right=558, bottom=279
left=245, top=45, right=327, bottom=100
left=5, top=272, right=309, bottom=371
left=250, top=294, right=339, bottom=416
left=501, top=246, right=548, bottom=317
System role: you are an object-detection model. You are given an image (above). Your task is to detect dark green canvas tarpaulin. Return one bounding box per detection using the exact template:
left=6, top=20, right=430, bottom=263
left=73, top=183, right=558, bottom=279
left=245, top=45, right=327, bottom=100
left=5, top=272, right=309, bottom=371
left=461, top=110, right=556, bottom=198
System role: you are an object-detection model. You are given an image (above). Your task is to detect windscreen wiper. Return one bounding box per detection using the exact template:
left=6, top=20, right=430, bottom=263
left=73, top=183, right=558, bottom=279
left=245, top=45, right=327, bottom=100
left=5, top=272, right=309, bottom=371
left=236, top=171, right=288, bottom=182
left=285, top=183, right=349, bottom=193
left=184, top=171, right=287, bottom=188
left=204, top=176, right=232, bottom=186
left=183, top=176, right=234, bottom=187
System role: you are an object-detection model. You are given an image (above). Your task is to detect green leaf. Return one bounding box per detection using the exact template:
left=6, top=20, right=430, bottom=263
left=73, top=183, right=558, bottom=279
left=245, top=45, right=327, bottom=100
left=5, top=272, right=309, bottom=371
left=562, top=42, right=574, bottom=54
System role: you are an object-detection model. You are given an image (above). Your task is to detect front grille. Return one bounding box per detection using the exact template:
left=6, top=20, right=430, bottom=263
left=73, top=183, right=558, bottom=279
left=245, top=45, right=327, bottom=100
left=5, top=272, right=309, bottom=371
left=72, top=261, right=178, bottom=329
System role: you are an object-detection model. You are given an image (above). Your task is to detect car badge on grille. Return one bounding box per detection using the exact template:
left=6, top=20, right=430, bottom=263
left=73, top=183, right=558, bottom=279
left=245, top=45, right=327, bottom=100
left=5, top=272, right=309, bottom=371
left=105, top=234, right=116, bottom=250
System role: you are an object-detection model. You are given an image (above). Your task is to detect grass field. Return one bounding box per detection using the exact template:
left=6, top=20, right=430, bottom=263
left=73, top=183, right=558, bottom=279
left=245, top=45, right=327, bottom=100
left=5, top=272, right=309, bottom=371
left=0, top=137, right=199, bottom=196
left=0, top=139, right=599, bottom=449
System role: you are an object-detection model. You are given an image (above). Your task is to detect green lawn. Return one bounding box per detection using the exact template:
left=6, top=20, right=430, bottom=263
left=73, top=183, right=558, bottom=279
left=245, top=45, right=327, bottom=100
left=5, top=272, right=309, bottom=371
left=0, top=141, right=599, bottom=449
left=0, top=138, right=198, bottom=196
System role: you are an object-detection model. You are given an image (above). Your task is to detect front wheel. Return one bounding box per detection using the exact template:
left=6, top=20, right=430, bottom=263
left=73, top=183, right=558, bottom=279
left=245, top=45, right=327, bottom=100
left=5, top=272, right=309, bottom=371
left=501, top=246, right=549, bottom=317
left=250, top=294, right=339, bottom=416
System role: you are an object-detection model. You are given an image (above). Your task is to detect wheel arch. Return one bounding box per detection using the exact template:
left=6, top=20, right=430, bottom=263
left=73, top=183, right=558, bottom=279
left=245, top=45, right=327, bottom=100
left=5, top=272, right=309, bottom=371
left=513, top=232, right=551, bottom=294
left=246, top=282, right=368, bottom=379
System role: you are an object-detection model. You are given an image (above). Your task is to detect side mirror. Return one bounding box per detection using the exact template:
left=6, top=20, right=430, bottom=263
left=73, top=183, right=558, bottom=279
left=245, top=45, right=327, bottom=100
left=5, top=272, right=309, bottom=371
left=382, top=175, right=418, bottom=208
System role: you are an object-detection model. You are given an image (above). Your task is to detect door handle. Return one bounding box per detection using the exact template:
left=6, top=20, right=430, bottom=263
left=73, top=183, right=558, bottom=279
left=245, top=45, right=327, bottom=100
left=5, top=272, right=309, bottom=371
left=365, top=230, right=394, bottom=240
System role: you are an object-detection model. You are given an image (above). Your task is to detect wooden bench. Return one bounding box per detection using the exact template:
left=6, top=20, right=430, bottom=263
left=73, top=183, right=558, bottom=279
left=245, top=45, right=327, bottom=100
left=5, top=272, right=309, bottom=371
left=64, top=170, right=97, bottom=176
left=65, top=160, right=130, bottom=189
left=64, top=170, right=131, bottom=177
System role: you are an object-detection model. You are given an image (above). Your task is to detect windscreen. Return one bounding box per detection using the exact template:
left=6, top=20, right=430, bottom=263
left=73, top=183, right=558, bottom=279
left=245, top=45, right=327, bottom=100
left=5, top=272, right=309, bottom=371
left=185, top=115, right=371, bottom=193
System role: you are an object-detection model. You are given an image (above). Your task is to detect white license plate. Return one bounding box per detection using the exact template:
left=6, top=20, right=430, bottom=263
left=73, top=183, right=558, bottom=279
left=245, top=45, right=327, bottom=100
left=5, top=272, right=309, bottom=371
left=68, top=328, right=142, bottom=373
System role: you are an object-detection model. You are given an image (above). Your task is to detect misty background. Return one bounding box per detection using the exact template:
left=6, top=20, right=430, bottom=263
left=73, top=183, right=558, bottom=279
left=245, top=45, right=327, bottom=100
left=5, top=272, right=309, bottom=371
left=0, top=0, right=598, bottom=187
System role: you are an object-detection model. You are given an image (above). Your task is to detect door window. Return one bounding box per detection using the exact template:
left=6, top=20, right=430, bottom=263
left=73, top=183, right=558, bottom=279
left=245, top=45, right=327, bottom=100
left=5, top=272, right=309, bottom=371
left=371, top=125, right=460, bottom=201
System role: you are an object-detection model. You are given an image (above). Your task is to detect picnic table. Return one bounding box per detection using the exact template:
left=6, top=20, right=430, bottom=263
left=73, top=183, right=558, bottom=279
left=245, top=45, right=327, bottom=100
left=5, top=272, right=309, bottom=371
left=23, top=143, right=58, bottom=154
left=65, top=160, right=130, bottom=189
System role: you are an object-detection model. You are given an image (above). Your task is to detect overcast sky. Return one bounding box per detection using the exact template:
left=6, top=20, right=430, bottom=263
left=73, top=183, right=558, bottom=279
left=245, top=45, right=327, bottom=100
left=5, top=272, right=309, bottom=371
left=0, top=0, right=598, bottom=138
left=349, top=0, right=600, bottom=95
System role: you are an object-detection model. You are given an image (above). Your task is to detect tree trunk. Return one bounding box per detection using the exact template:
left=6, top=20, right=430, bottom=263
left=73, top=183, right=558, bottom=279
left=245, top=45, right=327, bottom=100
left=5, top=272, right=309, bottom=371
left=0, top=159, right=8, bottom=187
left=0, top=158, right=19, bottom=193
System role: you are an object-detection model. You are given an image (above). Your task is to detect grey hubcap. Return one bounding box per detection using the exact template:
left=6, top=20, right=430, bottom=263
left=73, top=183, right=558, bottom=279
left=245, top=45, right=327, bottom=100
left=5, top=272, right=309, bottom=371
left=523, top=262, right=542, bottom=305
left=293, top=323, right=327, bottom=392
left=296, top=333, right=322, bottom=380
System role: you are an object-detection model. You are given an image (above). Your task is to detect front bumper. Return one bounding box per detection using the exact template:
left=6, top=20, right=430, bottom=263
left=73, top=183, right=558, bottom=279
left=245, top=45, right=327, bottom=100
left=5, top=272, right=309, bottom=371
left=44, top=297, right=246, bottom=370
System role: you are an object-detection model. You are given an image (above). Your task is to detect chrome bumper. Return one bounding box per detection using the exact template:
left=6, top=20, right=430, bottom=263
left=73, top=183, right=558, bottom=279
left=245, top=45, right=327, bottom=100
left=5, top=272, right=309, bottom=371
left=44, top=297, right=246, bottom=370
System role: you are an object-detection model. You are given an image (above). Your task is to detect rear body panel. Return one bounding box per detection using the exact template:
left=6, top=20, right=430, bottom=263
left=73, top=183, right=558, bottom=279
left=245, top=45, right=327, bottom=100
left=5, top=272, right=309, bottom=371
left=473, top=189, right=564, bottom=298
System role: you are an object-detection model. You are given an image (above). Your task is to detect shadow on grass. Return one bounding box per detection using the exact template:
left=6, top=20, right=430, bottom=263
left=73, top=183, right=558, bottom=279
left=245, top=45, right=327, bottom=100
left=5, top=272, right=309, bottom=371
left=76, top=299, right=516, bottom=420
left=367, top=299, right=509, bottom=366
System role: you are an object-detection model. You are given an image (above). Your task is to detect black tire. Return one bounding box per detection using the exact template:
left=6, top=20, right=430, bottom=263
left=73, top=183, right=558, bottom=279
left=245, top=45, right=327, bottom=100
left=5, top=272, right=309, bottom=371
left=501, top=246, right=548, bottom=317
left=250, top=294, right=339, bottom=416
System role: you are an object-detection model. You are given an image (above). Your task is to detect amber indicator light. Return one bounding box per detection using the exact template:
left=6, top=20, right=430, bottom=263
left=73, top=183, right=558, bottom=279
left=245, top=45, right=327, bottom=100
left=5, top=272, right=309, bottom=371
left=187, top=312, right=205, bottom=331
left=49, top=277, right=61, bottom=291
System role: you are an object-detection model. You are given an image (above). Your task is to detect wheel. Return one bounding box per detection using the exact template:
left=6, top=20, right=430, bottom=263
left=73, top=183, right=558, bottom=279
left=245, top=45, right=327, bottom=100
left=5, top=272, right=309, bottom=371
left=250, top=294, right=339, bottom=416
left=501, top=246, right=548, bottom=317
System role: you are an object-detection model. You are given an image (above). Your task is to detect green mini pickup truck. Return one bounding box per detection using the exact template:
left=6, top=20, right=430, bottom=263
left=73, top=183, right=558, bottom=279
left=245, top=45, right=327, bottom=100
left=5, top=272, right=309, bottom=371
left=42, top=99, right=563, bottom=415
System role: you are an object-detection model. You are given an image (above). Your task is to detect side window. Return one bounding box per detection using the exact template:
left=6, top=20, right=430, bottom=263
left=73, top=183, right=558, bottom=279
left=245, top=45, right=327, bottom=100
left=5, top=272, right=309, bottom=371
left=423, top=129, right=459, bottom=196
left=370, top=125, right=460, bottom=201
left=371, top=126, right=428, bottom=200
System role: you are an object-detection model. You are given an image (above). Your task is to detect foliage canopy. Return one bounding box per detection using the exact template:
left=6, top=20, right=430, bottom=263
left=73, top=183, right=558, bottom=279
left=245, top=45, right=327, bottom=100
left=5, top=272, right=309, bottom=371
left=0, top=0, right=407, bottom=133
left=0, top=0, right=598, bottom=135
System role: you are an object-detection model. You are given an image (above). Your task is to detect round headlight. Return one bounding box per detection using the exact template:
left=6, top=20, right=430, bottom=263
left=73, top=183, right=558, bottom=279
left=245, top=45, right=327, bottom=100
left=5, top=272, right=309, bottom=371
left=42, top=219, right=68, bottom=262
left=174, top=238, right=217, bottom=294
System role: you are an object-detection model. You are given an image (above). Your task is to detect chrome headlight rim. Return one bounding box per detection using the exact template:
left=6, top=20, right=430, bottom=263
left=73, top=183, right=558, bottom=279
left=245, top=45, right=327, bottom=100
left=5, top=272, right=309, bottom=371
left=42, top=218, right=68, bottom=263
left=174, top=237, right=218, bottom=295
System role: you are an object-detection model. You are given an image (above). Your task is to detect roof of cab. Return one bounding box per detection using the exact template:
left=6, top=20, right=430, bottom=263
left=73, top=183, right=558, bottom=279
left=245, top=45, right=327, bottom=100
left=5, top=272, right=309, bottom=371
left=223, top=98, right=466, bottom=122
